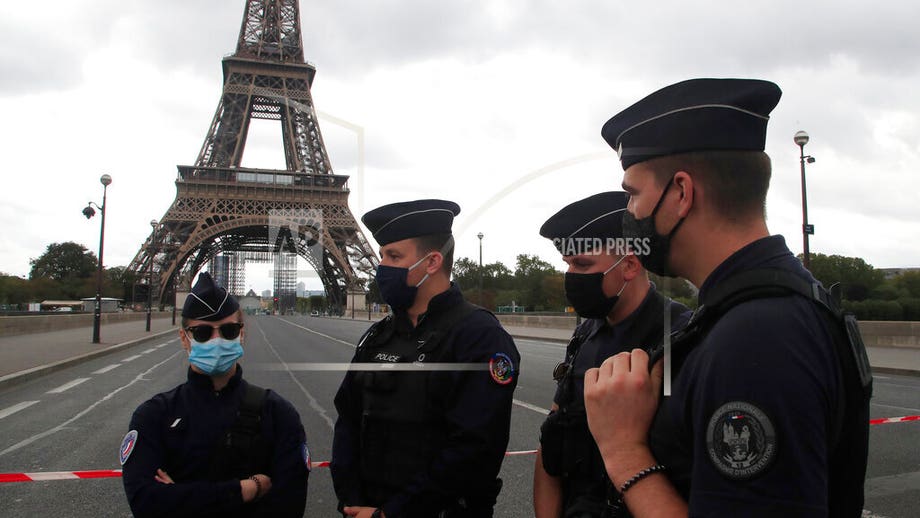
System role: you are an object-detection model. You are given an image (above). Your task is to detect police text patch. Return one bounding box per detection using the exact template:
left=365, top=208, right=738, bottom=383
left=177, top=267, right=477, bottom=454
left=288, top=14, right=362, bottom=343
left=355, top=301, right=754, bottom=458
left=706, top=401, right=776, bottom=480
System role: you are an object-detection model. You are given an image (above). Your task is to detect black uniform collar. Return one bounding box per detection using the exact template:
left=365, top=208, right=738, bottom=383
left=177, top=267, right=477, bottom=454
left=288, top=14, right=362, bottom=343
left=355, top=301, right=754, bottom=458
left=187, top=364, right=244, bottom=393
left=394, top=282, right=464, bottom=332
left=698, top=235, right=798, bottom=303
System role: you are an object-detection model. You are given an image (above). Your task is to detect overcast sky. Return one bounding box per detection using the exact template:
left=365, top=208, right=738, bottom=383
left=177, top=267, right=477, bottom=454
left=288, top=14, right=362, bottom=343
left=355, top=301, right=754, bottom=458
left=1, top=0, right=918, bottom=293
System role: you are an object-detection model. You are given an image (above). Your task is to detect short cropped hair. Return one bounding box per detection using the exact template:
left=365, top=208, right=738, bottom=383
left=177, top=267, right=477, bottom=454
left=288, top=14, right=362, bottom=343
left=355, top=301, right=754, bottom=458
left=413, top=233, right=455, bottom=274
left=644, top=150, right=771, bottom=224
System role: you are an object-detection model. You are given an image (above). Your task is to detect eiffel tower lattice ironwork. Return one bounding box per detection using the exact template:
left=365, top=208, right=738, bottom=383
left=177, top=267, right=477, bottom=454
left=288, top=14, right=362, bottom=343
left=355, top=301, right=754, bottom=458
left=127, top=0, right=377, bottom=311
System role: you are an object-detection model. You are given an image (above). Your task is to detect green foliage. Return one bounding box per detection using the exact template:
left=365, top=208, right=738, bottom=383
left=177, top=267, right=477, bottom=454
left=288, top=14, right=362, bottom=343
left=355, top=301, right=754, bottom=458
left=893, top=271, right=920, bottom=298
left=28, top=242, right=98, bottom=299
left=898, top=298, right=920, bottom=321
left=842, top=299, right=903, bottom=321
left=805, top=253, right=885, bottom=301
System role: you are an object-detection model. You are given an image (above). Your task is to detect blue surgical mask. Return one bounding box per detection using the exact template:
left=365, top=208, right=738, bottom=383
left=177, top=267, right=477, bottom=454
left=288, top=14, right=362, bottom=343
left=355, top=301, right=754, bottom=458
left=188, top=337, right=243, bottom=375
left=375, top=253, right=432, bottom=312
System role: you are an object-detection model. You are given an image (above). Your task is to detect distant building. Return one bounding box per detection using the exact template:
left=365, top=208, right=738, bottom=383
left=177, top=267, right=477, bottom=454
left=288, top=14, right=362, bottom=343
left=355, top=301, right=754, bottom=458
left=880, top=267, right=920, bottom=279
left=245, top=289, right=258, bottom=297
left=296, top=282, right=306, bottom=297
left=79, top=298, right=121, bottom=313
left=261, top=289, right=272, bottom=298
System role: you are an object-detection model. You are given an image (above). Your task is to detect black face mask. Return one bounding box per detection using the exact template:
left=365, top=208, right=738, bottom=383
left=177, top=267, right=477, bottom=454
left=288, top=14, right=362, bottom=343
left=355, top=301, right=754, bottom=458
left=622, top=176, right=686, bottom=277
left=564, top=255, right=628, bottom=319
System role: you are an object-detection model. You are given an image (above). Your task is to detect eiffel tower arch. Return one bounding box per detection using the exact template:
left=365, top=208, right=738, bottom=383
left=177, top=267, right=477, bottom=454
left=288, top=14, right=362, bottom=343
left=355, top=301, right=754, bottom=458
left=127, top=0, right=377, bottom=311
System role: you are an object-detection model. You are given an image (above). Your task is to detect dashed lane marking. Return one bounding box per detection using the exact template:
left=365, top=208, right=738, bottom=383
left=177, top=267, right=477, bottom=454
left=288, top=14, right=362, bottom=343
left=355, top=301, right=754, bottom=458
left=141, top=348, right=156, bottom=354
left=0, top=352, right=182, bottom=457
left=513, top=399, right=550, bottom=415
left=46, top=378, right=90, bottom=394
left=92, top=364, right=120, bottom=375
left=0, top=401, right=40, bottom=420
left=121, top=355, right=142, bottom=362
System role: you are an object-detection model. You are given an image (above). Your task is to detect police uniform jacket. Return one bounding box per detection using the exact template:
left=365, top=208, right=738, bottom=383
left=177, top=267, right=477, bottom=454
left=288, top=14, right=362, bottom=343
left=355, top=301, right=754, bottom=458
left=122, top=366, right=309, bottom=517
left=650, top=235, right=868, bottom=516
left=546, top=286, right=689, bottom=516
left=331, top=283, right=520, bottom=517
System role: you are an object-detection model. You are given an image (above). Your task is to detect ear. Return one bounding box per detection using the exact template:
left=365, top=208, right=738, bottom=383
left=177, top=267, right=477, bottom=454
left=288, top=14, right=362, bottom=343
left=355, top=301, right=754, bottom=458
left=621, top=254, right=643, bottom=282
left=426, top=251, right=444, bottom=275
left=673, top=171, right=695, bottom=218
left=179, top=329, right=191, bottom=354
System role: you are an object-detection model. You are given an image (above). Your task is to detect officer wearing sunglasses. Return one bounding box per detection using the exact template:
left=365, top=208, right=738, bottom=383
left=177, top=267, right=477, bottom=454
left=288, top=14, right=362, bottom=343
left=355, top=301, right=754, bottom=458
left=121, top=272, right=309, bottom=517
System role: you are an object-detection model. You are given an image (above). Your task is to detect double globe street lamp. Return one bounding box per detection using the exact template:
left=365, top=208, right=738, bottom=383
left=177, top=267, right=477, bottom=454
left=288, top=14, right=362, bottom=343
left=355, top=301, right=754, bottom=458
left=82, top=174, right=112, bottom=344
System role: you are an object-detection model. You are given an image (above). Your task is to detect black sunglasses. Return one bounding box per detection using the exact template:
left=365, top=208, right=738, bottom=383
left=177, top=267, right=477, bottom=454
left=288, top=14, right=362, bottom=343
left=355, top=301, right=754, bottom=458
left=185, top=323, right=244, bottom=342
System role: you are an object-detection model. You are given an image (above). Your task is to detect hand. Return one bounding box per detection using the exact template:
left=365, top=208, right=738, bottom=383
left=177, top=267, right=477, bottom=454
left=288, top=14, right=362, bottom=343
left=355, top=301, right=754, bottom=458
left=154, top=468, right=174, bottom=484
left=584, top=349, right=663, bottom=464
left=343, top=506, right=383, bottom=518
left=241, top=474, right=273, bottom=503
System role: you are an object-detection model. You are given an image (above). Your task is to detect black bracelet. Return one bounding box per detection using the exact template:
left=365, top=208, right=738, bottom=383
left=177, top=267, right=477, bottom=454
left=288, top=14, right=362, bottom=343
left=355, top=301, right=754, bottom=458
left=249, top=475, right=262, bottom=500
left=619, top=464, right=667, bottom=496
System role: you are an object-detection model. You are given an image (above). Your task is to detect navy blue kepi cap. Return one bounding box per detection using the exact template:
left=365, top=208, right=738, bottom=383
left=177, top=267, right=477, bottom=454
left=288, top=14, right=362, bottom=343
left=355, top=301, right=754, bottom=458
left=601, top=78, right=782, bottom=169
left=182, top=272, right=239, bottom=321
left=540, top=192, right=629, bottom=255
left=362, top=199, right=461, bottom=246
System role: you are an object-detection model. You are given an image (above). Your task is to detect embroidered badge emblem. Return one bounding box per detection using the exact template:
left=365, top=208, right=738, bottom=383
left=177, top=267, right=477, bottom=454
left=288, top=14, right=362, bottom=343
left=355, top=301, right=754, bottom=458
left=489, top=352, right=515, bottom=385
left=706, top=401, right=777, bottom=480
left=120, top=430, right=138, bottom=466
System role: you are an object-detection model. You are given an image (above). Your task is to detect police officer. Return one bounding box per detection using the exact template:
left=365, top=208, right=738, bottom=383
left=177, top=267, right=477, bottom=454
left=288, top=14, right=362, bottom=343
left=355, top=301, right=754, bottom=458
left=583, top=78, right=872, bottom=517
left=533, top=192, right=689, bottom=518
left=330, top=199, right=521, bottom=518
left=121, top=272, right=309, bottom=517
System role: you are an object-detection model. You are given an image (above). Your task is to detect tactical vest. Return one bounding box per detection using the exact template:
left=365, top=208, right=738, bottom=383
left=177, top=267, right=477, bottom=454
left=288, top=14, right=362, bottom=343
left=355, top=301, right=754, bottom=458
left=645, top=269, right=872, bottom=517
left=541, top=291, right=686, bottom=518
left=161, top=380, right=270, bottom=484
left=354, top=301, right=479, bottom=506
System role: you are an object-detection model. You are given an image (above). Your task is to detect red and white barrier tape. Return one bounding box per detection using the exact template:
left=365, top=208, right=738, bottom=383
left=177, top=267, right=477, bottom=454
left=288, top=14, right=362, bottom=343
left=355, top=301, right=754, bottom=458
left=1, top=415, right=915, bottom=484
left=869, top=414, right=920, bottom=425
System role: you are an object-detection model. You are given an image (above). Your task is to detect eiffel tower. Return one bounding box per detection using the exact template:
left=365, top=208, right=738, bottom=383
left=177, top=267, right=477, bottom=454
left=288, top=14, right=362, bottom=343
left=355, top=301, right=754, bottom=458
left=127, top=0, right=377, bottom=311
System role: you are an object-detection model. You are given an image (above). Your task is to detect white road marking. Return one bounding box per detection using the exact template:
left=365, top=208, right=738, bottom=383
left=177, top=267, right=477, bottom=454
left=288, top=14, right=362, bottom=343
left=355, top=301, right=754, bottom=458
left=0, top=401, right=40, bottom=420
left=92, top=364, right=121, bottom=374
left=121, top=355, right=142, bottom=362
left=46, top=378, right=90, bottom=394
left=870, top=402, right=920, bottom=414
left=141, top=348, right=156, bottom=354
left=27, top=472, right=79, bottom=481
left=513, top=399, right=550, bottom=415
left=275, top=319, right=356, bottom=348
left=0, top=351, right=182, bottom=457
left=873, top=375, right=891, bottom=380
left=155, top=342, right=171, bottom=349
left=256, top=325, right=337, bottom=430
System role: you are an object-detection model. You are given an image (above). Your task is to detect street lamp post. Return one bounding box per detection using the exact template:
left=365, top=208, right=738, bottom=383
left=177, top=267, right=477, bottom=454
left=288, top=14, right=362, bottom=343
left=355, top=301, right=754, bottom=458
left=794, top=131, right=816, bottom=270
left=83, top=174, right=112, bottom=344
left=477, top=232, right=484, bottom=306
left=146, top=220, right=157, bottom=332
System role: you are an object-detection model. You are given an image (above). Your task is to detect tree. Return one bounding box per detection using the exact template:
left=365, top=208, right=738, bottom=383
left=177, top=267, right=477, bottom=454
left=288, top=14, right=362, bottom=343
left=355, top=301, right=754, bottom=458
left=893, top=271, right=920, bottom=298
left=514, top=254, right=562, bottom=311
left=0, top=273, right=31, bottom=306
left=29, top=242, right=97, bottom=280
left=804, top=253, right=885, bottom=301
left=29, top=242, right=98, bottom=300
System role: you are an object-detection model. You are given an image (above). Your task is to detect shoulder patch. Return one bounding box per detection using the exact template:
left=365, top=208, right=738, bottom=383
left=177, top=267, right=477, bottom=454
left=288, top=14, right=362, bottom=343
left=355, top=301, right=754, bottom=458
left=706, top=401, right=777, bottom=480
left=302, top=442, right=312, bottom=472
left=119, top=430, right=139, bottom=466
left=489, top=352, right=515, bottom=385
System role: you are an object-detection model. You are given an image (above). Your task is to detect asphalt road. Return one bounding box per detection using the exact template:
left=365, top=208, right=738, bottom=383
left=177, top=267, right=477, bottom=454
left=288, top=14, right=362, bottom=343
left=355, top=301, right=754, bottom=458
left=0, top=315, right=917, bottom=517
